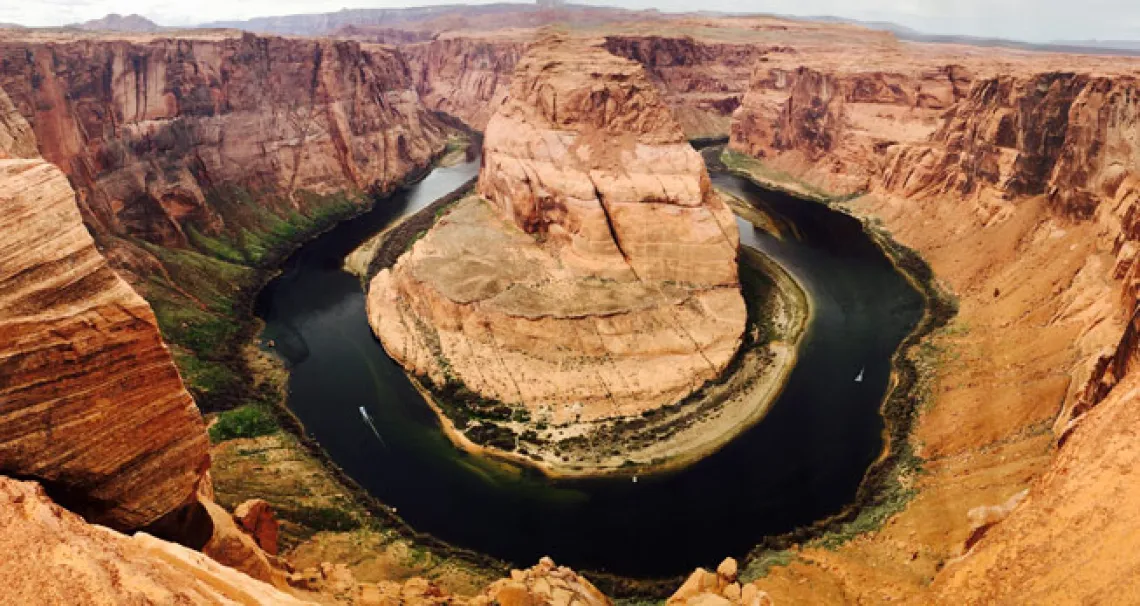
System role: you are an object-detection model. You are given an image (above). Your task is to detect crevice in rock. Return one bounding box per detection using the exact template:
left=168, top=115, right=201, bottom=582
left=591, top=179, right=640, bottom=281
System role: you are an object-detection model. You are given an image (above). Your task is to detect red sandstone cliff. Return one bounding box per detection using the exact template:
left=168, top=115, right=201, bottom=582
left=403, top=36, right=526, bottom=130
left=728, top=45, right=1140, bottom=601
left=0, top=31, right=449, bottom=249
left=0, top=84, right=209, bottom=530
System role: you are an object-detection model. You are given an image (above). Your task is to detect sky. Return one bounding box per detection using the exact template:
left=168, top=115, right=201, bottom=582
left=1, top=0, right=1138, bottom=43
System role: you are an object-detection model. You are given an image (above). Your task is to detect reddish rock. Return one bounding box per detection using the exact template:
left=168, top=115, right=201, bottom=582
left=234, top=498, right=281, bottom=556
left=0, top=31, right=449, bottom=247
left=0, top=93, right=209, bottom=530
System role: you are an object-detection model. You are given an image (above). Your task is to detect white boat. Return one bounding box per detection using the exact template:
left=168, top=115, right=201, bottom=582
left=359, top=406, right=388, bottom=448
left=855, top=367, right=865, bottom=383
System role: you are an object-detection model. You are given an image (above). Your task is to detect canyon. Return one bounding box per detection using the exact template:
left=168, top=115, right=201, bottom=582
left=2, top=5, right=1140, bottom=604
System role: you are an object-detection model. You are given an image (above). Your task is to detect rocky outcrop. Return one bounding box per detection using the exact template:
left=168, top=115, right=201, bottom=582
left=0, top=146, right=208, bottom=528
left=0, top=476, right=311, bottom=605
left=368, top=36, right=745, bottom=472
left=0, top=87, right=34, bottom=159
left=668, top=558, right=774, bottom=606
left=234, top=498, right=281, bottom=556
left=478, top=557, right=610, bottom=606
left=0, top=32, right=449, bottom=248
left=602, top=35, right=767, bottom=138
left=403, top=33, right=765, bottom=138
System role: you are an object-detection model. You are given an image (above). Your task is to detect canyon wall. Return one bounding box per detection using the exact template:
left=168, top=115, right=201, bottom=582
left=368, top=36, right=745, bottom=469
left=729, top=50, right=1140, bottom=602
left=601, top=35, right=766, bottom=139
left=0, top=32, right=449, bottom=249
left=0, top=83, right=209, bottom=530
left=729, top=62, right=973, bottom=195
left=403, top=36, right=526, bottom=131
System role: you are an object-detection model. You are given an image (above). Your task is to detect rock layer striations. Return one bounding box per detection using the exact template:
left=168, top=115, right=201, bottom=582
left=0, top=85, right=209, bottom=530
left=369, top=36, right=745, bottom=464
left=0, top=31, right=449, bottom=249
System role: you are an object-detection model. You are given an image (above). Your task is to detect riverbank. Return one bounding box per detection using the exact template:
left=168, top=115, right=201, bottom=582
left=359, top=190, right=811, bottom=479
left=715, top=150, right=959, bottom=579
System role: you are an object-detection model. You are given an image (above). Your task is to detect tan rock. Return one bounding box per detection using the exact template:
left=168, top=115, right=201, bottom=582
left=200, top=497, right=286, bottom=587
left=0, top=86, right=34, bottom=159
left=716, top=557, right=739, bottom=582
left=0, top=476, right=313, bottom=605
left=668, top=563, right=773, bottom=606
left=482, top=558, right=611, bottom=606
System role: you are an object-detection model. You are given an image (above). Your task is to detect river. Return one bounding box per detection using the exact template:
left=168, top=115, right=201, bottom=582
left=254, top=154, right=925, bottom=578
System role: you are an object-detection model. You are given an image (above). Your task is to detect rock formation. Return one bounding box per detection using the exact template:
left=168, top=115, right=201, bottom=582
left=668, top=558, right=774, bottom=606
left=368, top=36, right=745, bottom=468
left=234, top=498, right=281, bottom=556
left=0, top=32, right=449, bottom=249
left=403, top=36, right=527, bottom=130
left=478, top=557, right=611, bottom=606
left=729, top=63, right=973, bottom=195
left=0, top=85, right=209, bottom=530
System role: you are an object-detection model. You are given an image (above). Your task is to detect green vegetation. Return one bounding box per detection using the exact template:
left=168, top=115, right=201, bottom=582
left=208, top=404, right=279, bottom=443
left=137, top=185, right=369, bottom=413
left=741, top=549, right=796, bottom=582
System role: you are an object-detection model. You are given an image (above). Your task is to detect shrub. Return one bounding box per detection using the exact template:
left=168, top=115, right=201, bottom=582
left=208, top=405, right=279, bottom=443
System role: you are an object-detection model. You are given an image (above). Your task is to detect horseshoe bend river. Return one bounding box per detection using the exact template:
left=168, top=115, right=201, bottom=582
left=254, top=154, right=925, bottom=578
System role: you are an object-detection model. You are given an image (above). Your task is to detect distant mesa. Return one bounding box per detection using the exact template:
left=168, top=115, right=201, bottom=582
left=70, top=13, right=162, bottom=33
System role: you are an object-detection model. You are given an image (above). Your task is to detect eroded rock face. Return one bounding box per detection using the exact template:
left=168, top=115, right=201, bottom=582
left=0, top=32, right=449, bottom=247
left=369, top=37, right=744, bottom=438
left=0, top=87, right=34, bottom=159
left=728, top=51, right=1140, bottom=602
left=730, top=63, right=974, bottom=195
left=0, top=153, right=209, bottom=529
left=403, top=36, right=527, bottom=130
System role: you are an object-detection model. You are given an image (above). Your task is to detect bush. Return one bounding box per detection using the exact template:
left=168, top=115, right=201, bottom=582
left=209, top=405, right=279, bottom=443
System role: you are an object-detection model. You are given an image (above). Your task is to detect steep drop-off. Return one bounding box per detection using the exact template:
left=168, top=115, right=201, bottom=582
left=368, top=36, right=750, bottom=474
left=729, top=49, right=1140, bottom=603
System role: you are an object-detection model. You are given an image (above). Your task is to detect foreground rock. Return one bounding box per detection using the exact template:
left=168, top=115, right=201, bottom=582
left=668, top=558, right=774, bottom=606
left=0, top=88, right=209, bottom=530
left=0, top=477, right=310, bottom=605
left=369, top=35, right=748, bottom=473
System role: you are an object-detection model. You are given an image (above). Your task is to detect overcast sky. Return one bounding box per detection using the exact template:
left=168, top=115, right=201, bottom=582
left=1, top=0, right=1137, bottom=43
